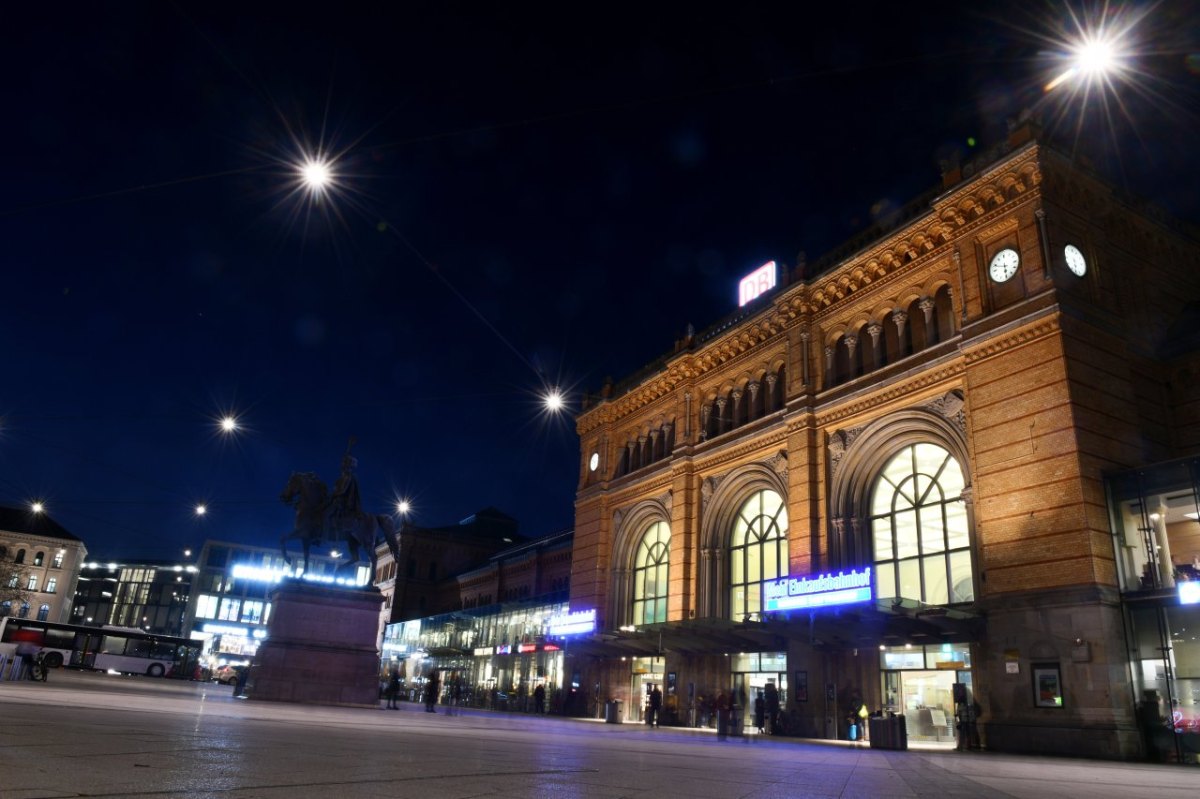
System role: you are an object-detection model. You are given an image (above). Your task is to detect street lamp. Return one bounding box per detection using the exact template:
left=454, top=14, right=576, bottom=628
left=30, top=501, right=44, bottom=514
left=543, top=389, right=565, bottom=413
left=194, top=504, right=207, bottom=516
left=220, top=415, right=239, bottom=433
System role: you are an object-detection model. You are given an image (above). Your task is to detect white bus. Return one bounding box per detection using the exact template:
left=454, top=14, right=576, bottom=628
left=0, top=617, right=202, bottom=678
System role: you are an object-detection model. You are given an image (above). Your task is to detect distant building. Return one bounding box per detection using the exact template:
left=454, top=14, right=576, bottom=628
left=0, top=506, right=87, bottom=623
left=567, top=124, right=1200, bottom=759
left=373, top=507, right=526, bottom=643
left=71, top=558, right=195, bottom=636
left=184, top=539, right=360, bottom=666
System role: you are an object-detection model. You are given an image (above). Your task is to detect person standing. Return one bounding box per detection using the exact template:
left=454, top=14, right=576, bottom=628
left=764, top=681, right=780, bottom=735
left=425, top=672, right=440, bottom=713
left=385, top=668, right=402, bottom=710
left=534, top=683, right=546, bottom=714
left=716, top=690, right=731, bottom=740
left=647, top=685, right=663, bottom=728
left=754, top=691, right=766, bottom=733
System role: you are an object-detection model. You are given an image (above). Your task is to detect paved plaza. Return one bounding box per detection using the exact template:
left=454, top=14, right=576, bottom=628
left=0, top=670, right=1195, bottom=799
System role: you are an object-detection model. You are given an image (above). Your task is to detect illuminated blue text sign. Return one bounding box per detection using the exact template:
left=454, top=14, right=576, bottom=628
left=547, top=608, right=596, bottom=636
left=763, top=568, right=873, bottom=611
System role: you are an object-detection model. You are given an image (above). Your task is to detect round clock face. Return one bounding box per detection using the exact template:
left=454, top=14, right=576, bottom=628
left=1064, top=244, right=1087, bottom=277
left=988, top=248, right=1020, bottom=283
left=588, top=452, right=599, bottom=472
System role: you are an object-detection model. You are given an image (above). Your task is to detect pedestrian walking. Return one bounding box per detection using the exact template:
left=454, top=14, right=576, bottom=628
left=754, top=691, right=765, bottom=733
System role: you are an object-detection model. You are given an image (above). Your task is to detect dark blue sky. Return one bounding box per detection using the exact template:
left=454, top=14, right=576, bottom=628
left=2, top=2, right=1197, bottom=559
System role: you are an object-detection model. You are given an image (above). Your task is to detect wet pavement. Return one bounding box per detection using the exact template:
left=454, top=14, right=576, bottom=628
left=0, top=670, right=1195, bottom=798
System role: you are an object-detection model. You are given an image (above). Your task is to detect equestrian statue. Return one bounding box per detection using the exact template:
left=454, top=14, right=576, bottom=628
left=280, top=438, right=401, bottom=577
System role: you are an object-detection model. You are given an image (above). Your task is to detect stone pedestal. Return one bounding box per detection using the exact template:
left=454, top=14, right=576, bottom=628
left=249, top=580, right=383, bottom=708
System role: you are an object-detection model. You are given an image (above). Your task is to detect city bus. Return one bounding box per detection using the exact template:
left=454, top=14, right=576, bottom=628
left=0, top=617, right=203, bottom=678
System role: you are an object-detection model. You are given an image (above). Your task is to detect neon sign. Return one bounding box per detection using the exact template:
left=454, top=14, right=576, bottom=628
left=738, top=260, right=777, bottom=307
left=1181, top=582, right=1200, bottom=606
left=763, top=568, right=873, bottom=611
left=230, top=564, right=367, bottom=587
left=547, top=608, right=596, bottom=636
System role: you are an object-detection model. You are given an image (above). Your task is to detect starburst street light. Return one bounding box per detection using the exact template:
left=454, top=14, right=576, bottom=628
left=543, top=389, right=565, bottom=413
left=194, top=504, right=207, bottom=516
left=395, top=499, right=411, bottom=516
left=30, top=501, right=44, bottom=514
left=1045, top=28, right=1129, bottom=91
left=298, top=155, right=335, bottom=199
left=220, top=416, right=239, bottom=433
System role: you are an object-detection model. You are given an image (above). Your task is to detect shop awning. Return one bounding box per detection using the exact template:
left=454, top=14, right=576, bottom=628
left=558, top=600, right=982, bottom=658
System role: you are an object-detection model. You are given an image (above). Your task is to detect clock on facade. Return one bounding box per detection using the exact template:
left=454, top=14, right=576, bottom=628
left=988, top=248, right=1020, bottom=283
left=1064, top=244, right=1087, bottom=277
left=588, top=452, right=599, bottom=472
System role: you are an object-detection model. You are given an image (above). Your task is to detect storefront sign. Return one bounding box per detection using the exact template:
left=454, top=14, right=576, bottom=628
left=547, top=608, right=596, bottom=636
left=762, top=568, right=873, bottom=610
left=1180, top=581, right=1200, bottom=605
left=738, top=260, right=776, bottom=307
left=230, top=563, right=366, bottom=586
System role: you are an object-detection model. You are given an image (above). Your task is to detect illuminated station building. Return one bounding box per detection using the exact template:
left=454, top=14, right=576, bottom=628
left=566, top=125, right=1200, bottom=760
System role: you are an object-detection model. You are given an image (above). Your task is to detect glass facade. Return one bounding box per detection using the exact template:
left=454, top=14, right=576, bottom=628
left=1107, top=457, right=1200, bottom=762
left=381, top=599, right=570, bottom=712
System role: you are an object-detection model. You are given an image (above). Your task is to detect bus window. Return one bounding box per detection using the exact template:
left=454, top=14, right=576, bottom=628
left=101, top=635, right=128, bottom=655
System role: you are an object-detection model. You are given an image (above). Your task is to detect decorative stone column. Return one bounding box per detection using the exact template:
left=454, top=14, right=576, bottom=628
left=764, top=374, right=777, bottom=413
left=919, top=297, right=936, bottom=345
left=715, top=397, right=728, bottom=436
left=845, top=335, right=858, bottom=379
left=699, top=402, right=711, bottom=442
left=892, top=310, right=909, bottom=358
left=824, top=345, right=835, bottom=389
left=747, top=381, right=760, bottom=421
left=730, top=389, right=743, bottom=430
left=868, top=322, right=883, bottom=370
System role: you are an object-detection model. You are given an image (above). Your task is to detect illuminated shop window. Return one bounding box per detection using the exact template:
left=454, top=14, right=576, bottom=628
left=632, top=521, right=670, bottom=624
left=218, top=598, right=241, bottom=621
left=241, top=601, right=264, bottom=624
left=871, top=443, right=973, bottom=604
left=195, top=594, right=219, bottom=619
left=730, top=489, right=789, bottom=619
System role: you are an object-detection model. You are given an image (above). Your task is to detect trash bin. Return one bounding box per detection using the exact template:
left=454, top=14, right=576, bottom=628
left=869, top=713, right=907, bottom=750
left=605, top=699, right=623, bottom=724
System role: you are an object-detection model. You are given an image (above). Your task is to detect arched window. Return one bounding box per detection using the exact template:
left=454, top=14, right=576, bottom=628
left=33, top=551, right=45, bottom=567
left=0, top=600, right=10, bottom=616
left=729, top=489, right=789, bottom=619
left=18, top=602, right=30, bottom=618
left=37, top=604, right=50, bottom=621
left=870, top=443, right=973, bottom=604
left=632, top=521, right=670, bottom=624
left=15, top=549, right=25, bottom=565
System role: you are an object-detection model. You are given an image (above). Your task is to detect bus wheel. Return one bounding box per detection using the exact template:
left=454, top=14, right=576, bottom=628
left=43, top=652, right=64, bottom=669
left=147, top=663, right=165, bottom=677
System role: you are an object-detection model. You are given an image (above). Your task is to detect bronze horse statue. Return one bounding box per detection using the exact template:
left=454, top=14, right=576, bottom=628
left=279, top=471, right=401, bottom=578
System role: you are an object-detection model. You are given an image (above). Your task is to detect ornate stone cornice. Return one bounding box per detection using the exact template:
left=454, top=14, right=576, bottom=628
left=577, top=146, right=1045, bottom=434
left=815, top=363, right=965, bottom=427
left=962, top=317, right=1061, bottom=365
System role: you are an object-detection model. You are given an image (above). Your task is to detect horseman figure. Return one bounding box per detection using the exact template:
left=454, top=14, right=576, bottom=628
left=280, top=439, right=401, bottom=576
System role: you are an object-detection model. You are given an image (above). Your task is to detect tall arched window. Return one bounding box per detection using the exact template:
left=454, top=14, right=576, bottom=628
left=870, top=443, right=972, bottom=604
left=729, top=489, right=788, bottom=619
left=632, top=521, right=670, bottom=624
left=37, top=604, right=50, bottom=621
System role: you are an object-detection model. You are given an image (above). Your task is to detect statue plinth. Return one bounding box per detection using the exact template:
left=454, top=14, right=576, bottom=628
left=247, top=580, right=382, bottom=708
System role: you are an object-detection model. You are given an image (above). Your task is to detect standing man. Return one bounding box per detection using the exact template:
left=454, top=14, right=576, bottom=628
left=534, top=683, right=546, bottom=714
left=647, top=684, right=663, bottom=728
left=764, top=681, right=780, bottom=735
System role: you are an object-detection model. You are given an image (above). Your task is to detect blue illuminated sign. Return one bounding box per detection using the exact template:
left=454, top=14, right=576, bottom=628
left=763, top=568, right=873, bottom=611
left=1181, top=582, right=1200, bottom=606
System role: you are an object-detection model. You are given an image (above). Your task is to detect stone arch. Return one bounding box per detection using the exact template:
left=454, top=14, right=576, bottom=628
left=697, top=461, right=789, bottom=618
left=609, top=498, right=672, bottom=628
left=826, top=403, right=971, bottom=569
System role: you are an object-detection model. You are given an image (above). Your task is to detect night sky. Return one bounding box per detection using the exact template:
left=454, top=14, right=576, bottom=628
left=3, top=2, right=1198, bottom=560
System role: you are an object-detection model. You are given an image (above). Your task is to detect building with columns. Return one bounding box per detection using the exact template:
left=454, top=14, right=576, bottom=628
left=566, top=123, right=1200, bottom=759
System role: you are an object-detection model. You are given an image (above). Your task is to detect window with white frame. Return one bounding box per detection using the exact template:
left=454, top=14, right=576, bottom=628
left=729, top=489, right=789, bottom=619
left=632, top=521, right=670, bottom=624
left=870, top=443, right=973, bottom=604
left=45, top=577, right=57, bottom=594
left=195, top=594, right=220, bottom=619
